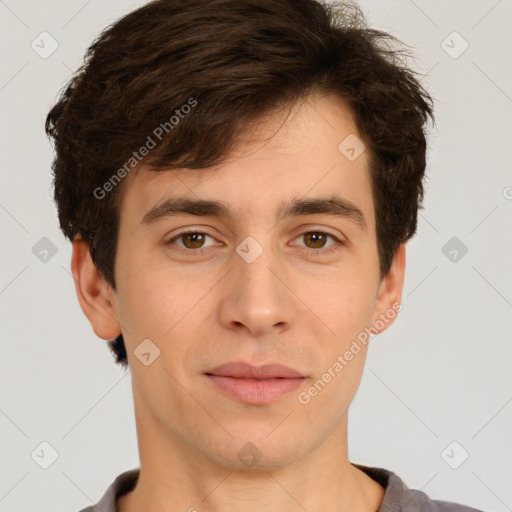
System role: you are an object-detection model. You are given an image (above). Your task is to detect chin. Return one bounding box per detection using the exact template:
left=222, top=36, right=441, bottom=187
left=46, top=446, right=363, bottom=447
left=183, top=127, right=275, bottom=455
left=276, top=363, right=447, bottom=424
left=198, top=430, right=308, bottom=471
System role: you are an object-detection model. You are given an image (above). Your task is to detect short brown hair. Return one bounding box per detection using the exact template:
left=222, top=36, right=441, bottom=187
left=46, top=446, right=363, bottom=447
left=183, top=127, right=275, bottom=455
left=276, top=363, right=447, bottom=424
left=45, top=0, right=434, bottom=367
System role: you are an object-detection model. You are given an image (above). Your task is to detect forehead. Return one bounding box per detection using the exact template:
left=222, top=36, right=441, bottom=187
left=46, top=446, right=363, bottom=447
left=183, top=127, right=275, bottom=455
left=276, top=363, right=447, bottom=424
left=119, top=93, right=374, bottom=228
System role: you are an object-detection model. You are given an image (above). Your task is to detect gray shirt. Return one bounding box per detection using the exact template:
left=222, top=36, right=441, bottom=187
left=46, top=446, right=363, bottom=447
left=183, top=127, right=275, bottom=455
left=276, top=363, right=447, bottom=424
left=77, top=463, right=484, bottom=512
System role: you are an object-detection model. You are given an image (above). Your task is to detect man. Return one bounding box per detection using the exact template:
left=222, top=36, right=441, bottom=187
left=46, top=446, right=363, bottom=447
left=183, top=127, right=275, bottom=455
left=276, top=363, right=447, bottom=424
left=45, top=0, right=483, bottom=510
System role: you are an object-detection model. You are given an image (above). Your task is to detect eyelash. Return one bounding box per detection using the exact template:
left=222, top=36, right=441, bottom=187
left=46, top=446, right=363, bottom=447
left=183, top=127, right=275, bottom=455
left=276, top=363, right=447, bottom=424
left=165, top=229, right=344, bottom=257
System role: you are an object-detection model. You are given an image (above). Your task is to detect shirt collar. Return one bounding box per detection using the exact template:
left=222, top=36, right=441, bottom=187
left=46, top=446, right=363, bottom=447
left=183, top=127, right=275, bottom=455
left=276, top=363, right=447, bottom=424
left=89, top=463, right=434, bottom=512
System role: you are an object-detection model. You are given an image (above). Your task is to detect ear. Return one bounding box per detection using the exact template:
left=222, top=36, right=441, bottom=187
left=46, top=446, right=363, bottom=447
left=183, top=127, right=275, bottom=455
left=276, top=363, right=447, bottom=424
left=70, top=237, right=122, bottom=340
left=370, top=242, right=406, bottom=334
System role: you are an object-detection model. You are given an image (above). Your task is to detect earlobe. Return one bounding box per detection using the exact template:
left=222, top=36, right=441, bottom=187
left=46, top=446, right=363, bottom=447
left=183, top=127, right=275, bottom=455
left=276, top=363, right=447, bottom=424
left=70, top=237, right=122, bottom=340
left=371, top=243, right=406, bottom=334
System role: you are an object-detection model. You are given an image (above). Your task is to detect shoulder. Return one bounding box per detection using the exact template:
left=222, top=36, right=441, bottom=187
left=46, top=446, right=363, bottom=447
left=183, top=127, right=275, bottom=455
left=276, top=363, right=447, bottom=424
left=74, top=468, right=140, bottom=512
left=352, top=463, right=485, bottom=512
left=432, top=499, right=485, bottom=512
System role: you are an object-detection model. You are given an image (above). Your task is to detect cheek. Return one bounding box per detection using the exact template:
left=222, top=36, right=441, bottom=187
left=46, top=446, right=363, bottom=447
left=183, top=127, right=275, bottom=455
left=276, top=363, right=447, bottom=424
left=115, top=256, right=213, bottom=380
left=306, top=269, right=378, bottom=342
left=300, top=281, right=375, bottom=414
left=114, top=246, right=178, bottom=342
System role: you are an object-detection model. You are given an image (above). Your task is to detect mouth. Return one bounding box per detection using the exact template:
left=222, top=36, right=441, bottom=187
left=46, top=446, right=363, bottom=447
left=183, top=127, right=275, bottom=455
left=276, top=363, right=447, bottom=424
left=204, top=362, right=307, bottom=405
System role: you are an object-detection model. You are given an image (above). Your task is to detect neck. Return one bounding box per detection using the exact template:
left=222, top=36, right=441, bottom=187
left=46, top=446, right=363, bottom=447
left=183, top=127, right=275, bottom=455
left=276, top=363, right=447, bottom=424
left=118, top=386, right=385, bottom=512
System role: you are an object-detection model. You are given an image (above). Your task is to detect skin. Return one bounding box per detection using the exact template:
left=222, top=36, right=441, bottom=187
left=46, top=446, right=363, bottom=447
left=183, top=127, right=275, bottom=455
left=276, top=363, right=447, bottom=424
left=72, top=93, right=406, bottom=512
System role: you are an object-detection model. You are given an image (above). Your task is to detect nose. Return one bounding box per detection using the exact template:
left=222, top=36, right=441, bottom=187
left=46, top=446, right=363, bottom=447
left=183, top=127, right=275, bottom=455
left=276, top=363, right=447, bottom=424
left=217, top=241, right=296, bottom=337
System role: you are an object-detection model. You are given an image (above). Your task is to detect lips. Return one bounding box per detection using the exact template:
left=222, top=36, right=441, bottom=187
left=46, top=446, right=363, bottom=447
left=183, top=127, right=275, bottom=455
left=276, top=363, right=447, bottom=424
left=205, top=362, right=306, bottom=379
left=205, top=362, right=307, bottom=405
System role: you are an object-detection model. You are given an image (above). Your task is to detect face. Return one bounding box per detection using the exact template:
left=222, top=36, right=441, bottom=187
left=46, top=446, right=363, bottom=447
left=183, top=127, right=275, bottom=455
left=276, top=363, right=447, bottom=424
left=81, top=93, right=404, bottom=470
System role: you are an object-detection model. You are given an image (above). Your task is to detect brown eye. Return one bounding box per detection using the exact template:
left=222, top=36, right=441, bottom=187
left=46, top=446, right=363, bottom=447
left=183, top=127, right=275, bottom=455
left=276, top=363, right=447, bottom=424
left=291, top=230, right=343, bottom=255
left=180, top=232, right=206, bottom=249
left=303, top=232, right=329, bottom=249
left=167, top=231, right=217, bottom=251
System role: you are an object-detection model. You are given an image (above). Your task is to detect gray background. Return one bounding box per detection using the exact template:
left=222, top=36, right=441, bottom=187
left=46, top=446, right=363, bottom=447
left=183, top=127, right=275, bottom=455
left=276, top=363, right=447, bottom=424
left=0, top=1, right=511, bottom=511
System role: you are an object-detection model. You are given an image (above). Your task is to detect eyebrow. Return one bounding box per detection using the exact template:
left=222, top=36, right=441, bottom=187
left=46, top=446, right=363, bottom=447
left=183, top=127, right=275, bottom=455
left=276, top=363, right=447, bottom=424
left=141, top=194, right=367, bottom=230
